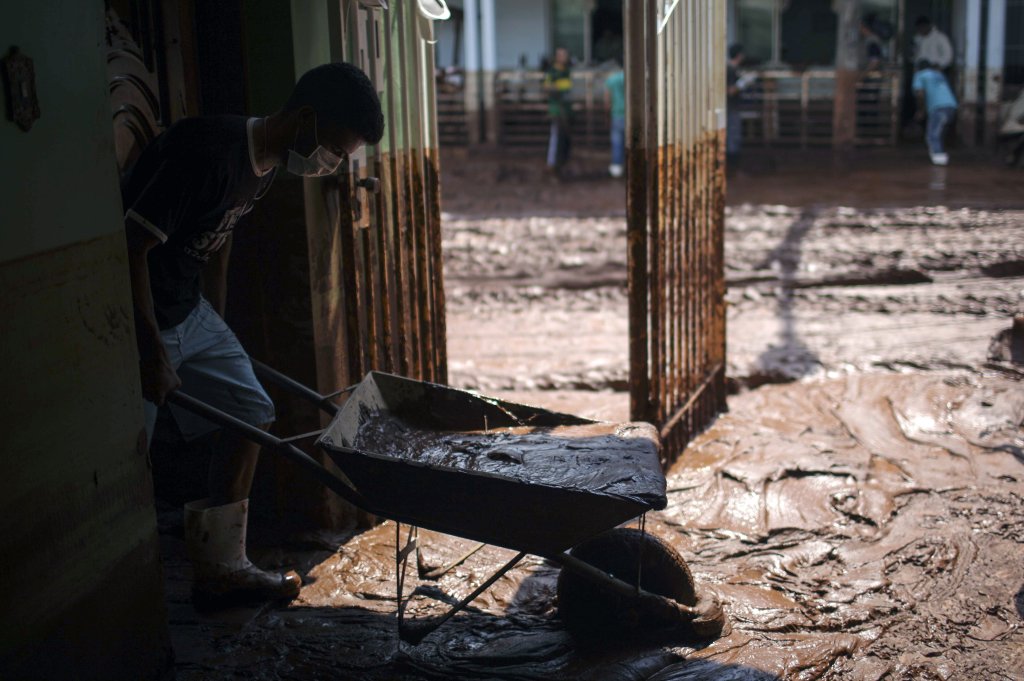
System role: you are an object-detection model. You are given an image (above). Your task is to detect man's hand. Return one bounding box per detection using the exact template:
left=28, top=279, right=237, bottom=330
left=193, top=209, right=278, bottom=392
left=139, top=351, right=182, bottom=405
left=915, top=110, right=926, bottom=123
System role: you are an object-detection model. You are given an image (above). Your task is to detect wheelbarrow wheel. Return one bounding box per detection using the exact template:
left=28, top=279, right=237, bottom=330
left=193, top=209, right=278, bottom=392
left=556, top=528, right=700, bottom=639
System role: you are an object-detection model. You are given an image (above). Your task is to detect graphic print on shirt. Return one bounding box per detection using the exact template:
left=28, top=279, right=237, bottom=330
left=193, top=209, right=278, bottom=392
left=182, top=202, right=252, bottom=262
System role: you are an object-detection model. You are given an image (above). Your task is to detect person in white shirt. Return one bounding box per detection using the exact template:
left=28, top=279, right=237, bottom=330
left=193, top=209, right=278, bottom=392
left=914, top=16, right=953, bottom=71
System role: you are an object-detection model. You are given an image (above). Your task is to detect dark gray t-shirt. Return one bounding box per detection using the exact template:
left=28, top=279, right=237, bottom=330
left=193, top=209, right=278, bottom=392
left=121, top=115, right=276, bottom=329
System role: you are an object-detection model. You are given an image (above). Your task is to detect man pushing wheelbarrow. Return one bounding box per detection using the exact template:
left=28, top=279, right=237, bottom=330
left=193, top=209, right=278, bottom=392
left=125, top=58, right=724, bottom=644
left=122, top=62, right=384, bottom=604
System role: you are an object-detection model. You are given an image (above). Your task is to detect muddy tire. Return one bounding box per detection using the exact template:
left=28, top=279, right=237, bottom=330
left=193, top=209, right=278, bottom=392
left=556, top=528, right=699, bottom=639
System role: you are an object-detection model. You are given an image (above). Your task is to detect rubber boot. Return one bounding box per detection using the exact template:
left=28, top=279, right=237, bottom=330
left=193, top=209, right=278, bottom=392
left=184, top=498, right=301, bottom=605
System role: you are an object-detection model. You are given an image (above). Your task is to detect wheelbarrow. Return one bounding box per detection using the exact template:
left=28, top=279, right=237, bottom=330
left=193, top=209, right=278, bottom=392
left=167, top=362, right=726, bottom=644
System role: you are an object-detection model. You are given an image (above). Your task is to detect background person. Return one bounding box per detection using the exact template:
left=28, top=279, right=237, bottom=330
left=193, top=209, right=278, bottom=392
left=604, top=64, right=625, bottom=178
left=912, top=59, right=957, bottom=165
left=726, top=44, right=747, bottom=172
left=914, top=15, right=953, bottom=72
left=860, top=13, right=890, bottom=71
left=543, top=47, right=573, bottom=177
left=122, top=62, right=384, bottom=605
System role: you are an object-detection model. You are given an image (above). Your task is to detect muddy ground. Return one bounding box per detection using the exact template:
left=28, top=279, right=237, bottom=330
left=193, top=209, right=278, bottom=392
left=444, top=150, right=1023, bottom=418
left=166, top=149, right=1024, bottom=679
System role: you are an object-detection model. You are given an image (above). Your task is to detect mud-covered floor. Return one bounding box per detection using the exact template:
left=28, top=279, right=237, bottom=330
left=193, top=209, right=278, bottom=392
left=167, top=373, right=1024, bottom=680
left=164, top=149, right=1024, bottom=679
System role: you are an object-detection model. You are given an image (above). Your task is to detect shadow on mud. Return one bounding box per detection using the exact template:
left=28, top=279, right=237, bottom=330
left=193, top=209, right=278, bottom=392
left=174, top=598, right=780, bottom=681
left=169, top=543, right=777, bottom=681
left=752, top=208, right=821, bottom=382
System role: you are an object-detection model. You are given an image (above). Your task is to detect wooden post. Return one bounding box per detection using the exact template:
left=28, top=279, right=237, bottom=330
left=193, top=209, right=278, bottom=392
left=832, top=0, right=861, bottom=152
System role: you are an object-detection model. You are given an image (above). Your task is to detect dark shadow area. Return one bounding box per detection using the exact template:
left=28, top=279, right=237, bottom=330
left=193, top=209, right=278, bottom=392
left=164, top=551, right=776, bottom=681
left=751, top=208, right=822, bottom=383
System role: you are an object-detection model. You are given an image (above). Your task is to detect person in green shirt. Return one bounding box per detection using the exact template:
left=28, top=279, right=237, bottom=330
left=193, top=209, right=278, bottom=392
left=604, top=65, right=625, bottom=177
left=543, top=47, right=573, bottom=175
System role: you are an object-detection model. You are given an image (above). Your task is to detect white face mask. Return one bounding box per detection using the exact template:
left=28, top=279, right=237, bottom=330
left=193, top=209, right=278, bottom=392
left=287, top=144, right=344, bottom=177
left=286, top=114, right=345, bottom=177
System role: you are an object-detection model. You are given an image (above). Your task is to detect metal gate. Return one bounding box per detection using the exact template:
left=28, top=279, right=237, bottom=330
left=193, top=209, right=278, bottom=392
left=626, top=1, right=728, bottom=465
left=307, top=1, right=447, bottom=397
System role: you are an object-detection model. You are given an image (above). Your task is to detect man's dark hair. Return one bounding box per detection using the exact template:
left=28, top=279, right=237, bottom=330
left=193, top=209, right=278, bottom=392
left=915, top=15, right=932, bottom=28
left=728, top=43, right=744, bottom=60
left=916, top=58, right=934, bottom=70
left=284, top=62, right=384, bottom=145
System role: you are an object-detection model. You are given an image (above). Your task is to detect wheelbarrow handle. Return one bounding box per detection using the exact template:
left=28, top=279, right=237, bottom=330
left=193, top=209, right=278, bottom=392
left=165, top=390, right=370, bottom=511
left=250, top=359, right=343, bottom=417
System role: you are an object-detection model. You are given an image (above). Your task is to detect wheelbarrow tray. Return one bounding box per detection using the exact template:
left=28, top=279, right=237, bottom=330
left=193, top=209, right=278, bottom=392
left=317, top=372, right=666, bottom=556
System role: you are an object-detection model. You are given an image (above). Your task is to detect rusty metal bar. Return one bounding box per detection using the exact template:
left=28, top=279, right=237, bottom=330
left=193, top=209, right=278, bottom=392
left=418, top=13, right=448, bottom=383
left=379, top=11, right=406, bottom=376
left=626, top=0, right=727, bottom=465
left=399, top=1, right=432, bottom=383
left=626, top=0, right=650, bottom=423
left=394, top=5, right=422, bottom=379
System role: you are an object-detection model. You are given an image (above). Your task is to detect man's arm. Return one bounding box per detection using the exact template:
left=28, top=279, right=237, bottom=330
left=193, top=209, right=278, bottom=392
left=914, top=89, right=927, bottom=122
left=125, top=222, right=181, bottom=404
left=202, top=233, right=232, bottom=317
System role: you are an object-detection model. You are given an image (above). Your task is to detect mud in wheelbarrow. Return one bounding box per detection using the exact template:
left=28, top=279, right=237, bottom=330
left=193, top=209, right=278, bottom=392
left=167, top=367, right=726, bottom=644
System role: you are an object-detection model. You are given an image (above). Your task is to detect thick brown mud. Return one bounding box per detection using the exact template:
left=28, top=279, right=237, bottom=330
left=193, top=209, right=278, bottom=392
left=168, top=372, right=1024, bottom=680
left=444, top=205, right=1023, bottom=394
left=349, top=411, right=663, bottom=503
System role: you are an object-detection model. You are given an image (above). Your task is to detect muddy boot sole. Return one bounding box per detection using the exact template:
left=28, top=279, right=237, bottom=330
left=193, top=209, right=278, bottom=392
left=192, top=569, right=302, bottom=610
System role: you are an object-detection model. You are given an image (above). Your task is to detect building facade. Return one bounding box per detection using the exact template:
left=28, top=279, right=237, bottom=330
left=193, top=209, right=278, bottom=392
left=437, top=0, right=1023, bottom=148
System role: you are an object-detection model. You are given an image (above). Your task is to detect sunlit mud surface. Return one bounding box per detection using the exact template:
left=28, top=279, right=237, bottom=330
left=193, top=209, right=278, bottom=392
left=168, top=372, right=1023, bottom=680
left=445, top=206, right=1023, bottom=395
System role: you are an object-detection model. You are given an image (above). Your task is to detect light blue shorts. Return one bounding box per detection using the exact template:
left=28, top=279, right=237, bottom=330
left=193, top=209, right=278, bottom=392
left=144, top=297, right=275, bottom=444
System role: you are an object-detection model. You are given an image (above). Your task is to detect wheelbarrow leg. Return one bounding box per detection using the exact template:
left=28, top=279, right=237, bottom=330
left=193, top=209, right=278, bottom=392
left=398, top=551, right=527, bottom=645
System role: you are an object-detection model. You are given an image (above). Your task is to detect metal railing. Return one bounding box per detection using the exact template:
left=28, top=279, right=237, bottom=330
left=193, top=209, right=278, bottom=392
left=437, top=67, right=903, bottom=150
left=436, top=69, right=615, bottom=148
left=737, top=68, right=901, bottom=148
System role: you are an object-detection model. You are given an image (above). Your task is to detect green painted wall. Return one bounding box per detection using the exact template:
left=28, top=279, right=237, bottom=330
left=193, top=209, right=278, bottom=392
left=0, top=2, right=171, bottom=678
left=243, top=0, right=298, bottom=114
left=0, top=2, right=125, bottom=260
left=289, top=0, right=334, bottom=77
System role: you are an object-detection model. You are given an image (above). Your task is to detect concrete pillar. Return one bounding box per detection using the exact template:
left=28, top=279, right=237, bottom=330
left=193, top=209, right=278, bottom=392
left=726, top=0, right=739, bottom=46
left=463, top=0, right=482, bottom=143
left=832, top=0, right=861, bottom=152
left=583, top=0, right=595, bottom=65
left=480, top=0, right=499, bottom=143
left=985, top=0, right=1007, bottom=145
left=960, top=0, right=982, bottom=144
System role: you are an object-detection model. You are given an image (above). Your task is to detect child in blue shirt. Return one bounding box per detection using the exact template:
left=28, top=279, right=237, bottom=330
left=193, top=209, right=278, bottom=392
left=604, top=67, right=625, bottom=177
left=912, top=59, right=958, bottom=165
